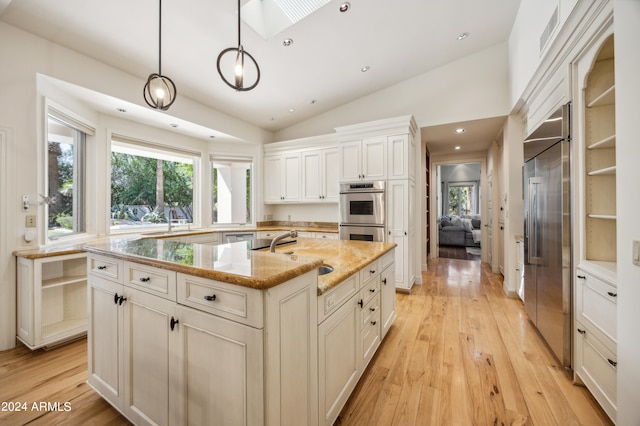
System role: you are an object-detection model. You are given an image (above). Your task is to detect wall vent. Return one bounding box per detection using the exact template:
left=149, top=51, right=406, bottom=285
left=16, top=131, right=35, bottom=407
left=539, top=6, right=559, bottom=53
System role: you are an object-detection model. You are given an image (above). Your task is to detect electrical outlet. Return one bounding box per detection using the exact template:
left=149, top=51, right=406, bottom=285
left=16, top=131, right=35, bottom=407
left=25, top=215, right=36, bottom=227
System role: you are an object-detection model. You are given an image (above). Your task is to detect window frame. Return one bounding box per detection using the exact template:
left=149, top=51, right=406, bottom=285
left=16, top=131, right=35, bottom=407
left=444, top=180, right=479, bottom=216
left=210, top=154, right=255, bottom=226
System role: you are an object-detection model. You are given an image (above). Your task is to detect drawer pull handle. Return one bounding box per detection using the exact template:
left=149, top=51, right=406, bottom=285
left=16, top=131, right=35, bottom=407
left=577, top=275, right=586, bottom=279
left=370, top=307, right=376, bottom=312
left=170, top=317, right=179, bottom=331
left=358, top=299, right=363, bottom=308
left=608, top=359, right=617, bottom=367
left=382, top=278, right=387, bottom=285
left=370, top=321, right=377, bottom=326
left=369, top=288, right=376, bottom=293
left=577, top=328, right=586, bottom=335
left=204, top=294, right=217, bottom=301
left=97, top=265, right=107, bottom=270
left=118, top=296, right=127, bottom=305
left=139, top=277, right=151, bottom=283
left=607, top=292, right=617, bottom=298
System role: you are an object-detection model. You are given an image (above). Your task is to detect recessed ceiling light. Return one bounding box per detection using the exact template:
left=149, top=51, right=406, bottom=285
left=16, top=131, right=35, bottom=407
left=339, top=2, right=350, bottom=12
left=457, top=32, right=469, bottom=40
left=455, top=128, right=465, bottom=134
left=454, top=146, right=462, bottom=150
left=288, top=108, right=295, bottom=113
left=310, top=99, right=317, bottom=104
left=169, top=123, right=179, bottom=128
left=116, top=108, right=127, bottom=113
left=210, top=135, right=216, bottom=139
left=361, top=66, right=370, bottom=72
left=282, top=38, right=293, bottom=47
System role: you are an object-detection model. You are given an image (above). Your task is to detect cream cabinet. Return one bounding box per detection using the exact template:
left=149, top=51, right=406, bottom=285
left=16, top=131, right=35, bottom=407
left=264, top=153, right=301, bottom=203
left=302, top=147, right=340, bottom=202
left=387, top=134, right=415, bottom=180
left=387, top=179, right=416, bottom=291
left=16, top=252, right=88, bottom=349
left=338, top=137, right=387, bottom=182
left=87, top=254, right=317, bottom=426
left=379, top=252, right=396, bottom=338
left=574, top=267, right=617, bottom=422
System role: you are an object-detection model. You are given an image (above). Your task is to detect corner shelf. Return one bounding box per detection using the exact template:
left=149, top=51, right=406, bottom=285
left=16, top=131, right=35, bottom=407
left=587, top=85, right=615, bottom=108
left=587, top=166, right=616, bottom=176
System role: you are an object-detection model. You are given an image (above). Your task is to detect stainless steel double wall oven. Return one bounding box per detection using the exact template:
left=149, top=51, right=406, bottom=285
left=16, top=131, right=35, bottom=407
left=339, top=181, right=385, bottom=242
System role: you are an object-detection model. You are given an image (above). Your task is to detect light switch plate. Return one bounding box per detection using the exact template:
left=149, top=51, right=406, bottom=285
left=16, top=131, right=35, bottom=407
left=634, top=240, right=640, bottom=266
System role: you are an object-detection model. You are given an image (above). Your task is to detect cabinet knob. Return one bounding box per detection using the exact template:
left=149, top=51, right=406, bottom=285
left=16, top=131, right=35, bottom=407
left=170, top=317, right=179, bottom=331
left=369, top=288, right=376, bottom=293
left=370, top=270, right=376, bottom=274
left=370, top=307, right=376, bottom=312
left=118, top=296, right=127, bottom=305
left=607, top=292, right=617, bottom=298
left=139, top=277, right=151, bottom=283
left=370, top=321, right=377, bottom=326
left=358, top=299, right=363, bottom=308
left=382, top=278, right=387, bottom=285
left=97, top=265, right=107, bottom=270
left=114, top=293, right=120, bottom=305
left=204, top=294, right=217, bottom=301
left=577, top=275, right=586, bottom=280
left=577, top=328, right=586, bottom=335
left=607, top=359, right=617, bottom=367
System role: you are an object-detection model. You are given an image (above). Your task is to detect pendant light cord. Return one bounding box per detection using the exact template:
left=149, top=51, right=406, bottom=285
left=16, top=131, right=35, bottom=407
left=158, top=0, right=163, bottom=75
left=237, top=0, right=241, bottom=47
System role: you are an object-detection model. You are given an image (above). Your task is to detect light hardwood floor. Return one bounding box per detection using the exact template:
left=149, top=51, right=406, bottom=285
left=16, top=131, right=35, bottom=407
left=0, top=258, right=611, bottom=425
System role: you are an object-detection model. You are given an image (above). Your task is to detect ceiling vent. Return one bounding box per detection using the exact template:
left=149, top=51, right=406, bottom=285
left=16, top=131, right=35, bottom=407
left=539, top=7, right=559, bottom=53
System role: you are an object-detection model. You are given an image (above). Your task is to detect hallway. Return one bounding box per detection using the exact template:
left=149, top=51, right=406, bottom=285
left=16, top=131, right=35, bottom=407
left=337, top=258, right=611, bottom=425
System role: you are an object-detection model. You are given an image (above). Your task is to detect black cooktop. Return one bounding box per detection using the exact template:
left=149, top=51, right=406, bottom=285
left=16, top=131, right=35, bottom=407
left=247, top=238, right=297, bottom=251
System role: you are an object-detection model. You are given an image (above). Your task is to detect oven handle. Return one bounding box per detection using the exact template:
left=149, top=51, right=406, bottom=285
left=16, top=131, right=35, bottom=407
left=339, top=223, right=385, bottom=228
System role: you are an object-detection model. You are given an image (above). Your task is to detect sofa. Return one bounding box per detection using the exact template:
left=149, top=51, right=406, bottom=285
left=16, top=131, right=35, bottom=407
left=438, top=214, right=481, bottom=247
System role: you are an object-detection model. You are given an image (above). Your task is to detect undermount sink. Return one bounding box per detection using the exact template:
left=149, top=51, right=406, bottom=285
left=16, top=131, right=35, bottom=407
left=318, top=265, right=334, bottom=275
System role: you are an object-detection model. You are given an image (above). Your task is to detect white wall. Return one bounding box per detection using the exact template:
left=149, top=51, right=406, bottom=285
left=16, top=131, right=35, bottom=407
left=275, top=42, right=511, bottom=141
left=613, top=1, right=640, bottom=423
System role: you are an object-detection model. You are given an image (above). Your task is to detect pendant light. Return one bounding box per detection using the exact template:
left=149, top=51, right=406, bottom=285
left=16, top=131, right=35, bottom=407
left=217, top=0, right=261, bottom=91
left=144, top=0, right=177, bottom=110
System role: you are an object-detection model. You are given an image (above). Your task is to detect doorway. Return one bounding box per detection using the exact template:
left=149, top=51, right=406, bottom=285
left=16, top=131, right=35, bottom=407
left=433, top=161, right=484, bottom=261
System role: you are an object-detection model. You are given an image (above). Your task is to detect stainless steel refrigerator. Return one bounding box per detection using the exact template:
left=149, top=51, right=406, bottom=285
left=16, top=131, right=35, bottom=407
left=523, top=102, right=572, bottom=369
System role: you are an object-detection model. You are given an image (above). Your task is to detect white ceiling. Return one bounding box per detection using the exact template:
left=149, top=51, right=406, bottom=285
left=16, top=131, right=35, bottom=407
left=0, top=0, right=520, bottom=150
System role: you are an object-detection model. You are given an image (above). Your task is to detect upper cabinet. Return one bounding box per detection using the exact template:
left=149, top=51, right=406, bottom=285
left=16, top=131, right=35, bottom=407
left=302, top=147, right=340, bottom=203
left=339, top=137, right=387, bottom=182
left=264, top=153, right=301, bottom=203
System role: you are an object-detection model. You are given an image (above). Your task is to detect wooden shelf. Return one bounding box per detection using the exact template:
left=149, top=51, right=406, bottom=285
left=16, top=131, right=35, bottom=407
left=587, top=214, right=617, bottom=220
left=588, top=134, right=616, bottom=150
left=42, top=318, right=87, bottom=340
left=42, top=275, right=87, bottom=289
left=587, top=85, right=615, bottom=108
left=588, top=166, right=616, bottom=176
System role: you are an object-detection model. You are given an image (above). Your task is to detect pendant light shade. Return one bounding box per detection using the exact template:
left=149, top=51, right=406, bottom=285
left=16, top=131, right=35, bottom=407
left=144, top=0, right=177, bottom=110
left=217, top=0, right=260, bottom=91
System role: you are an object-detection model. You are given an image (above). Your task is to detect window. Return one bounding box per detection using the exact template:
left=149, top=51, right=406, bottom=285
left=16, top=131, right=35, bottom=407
left=110, top=136, right=198, bottom=231
left=46, top=114, right=86, bottom=239
left=446, top=181, right=478, bottom=216
left=211, top=156, right=253, bottom=225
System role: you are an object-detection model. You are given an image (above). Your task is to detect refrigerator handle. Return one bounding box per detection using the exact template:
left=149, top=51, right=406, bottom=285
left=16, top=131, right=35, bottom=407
left=528, top=177, right=542, bottom=265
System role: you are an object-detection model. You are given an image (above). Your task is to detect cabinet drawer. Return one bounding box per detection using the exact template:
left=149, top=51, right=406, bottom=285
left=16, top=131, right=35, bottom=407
left=88, top=254, right=123, bottom=283
left=314, top=232, right=338, bottom=240
left=378, top=250, right=394, bottom=270
left=256, top=231, right=278, bottom=239
left=318, top=274, right=359, bottom=324
left=575, top=322, right=617, bottom=420
left=125, top=262, right=176, bottom=301
left=360, top=293, right=380, bottom=330
left=576, top=269, right=617, bottom=343
left=361, top=309, right=381, bottom=365
left=359, top=259, right=379, bottom=284
left=360, top=276, right=379, bottom=307
left=177, top=273, right=263, bottom=328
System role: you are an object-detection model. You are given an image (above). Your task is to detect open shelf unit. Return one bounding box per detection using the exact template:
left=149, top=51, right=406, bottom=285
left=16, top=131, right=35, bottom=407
left=584, top=36, right=616, bottom=266
left=17, top=252, right=88, bottom=349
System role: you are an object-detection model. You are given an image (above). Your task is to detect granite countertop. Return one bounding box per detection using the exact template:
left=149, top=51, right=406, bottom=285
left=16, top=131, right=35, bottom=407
left=83, top=237, right=395, bottom=295
left=270, top=238, right=397, bottom=294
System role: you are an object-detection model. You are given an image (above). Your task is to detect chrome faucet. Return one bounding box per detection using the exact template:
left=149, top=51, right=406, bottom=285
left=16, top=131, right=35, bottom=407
left=270, top=230, right=297, bottom=252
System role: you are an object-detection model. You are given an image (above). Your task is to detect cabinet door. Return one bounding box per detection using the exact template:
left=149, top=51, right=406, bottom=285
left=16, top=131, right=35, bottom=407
left=318, top=295, right=361, bottom=426
left=264, top=155, right=283, bottom=203
left=339, top=141, right=362, bottom=182
left=123, top=287, right=176, bottom=426
left=322, top=147, right=340, bottom=202
left=282, top=153, right=301, bottom=201
left=387, top=134, right=409, bottom=180
left=87, top=276, right=124, bottom=408
left=302, top=150, right=322, bottom=201
left=380, top=263, right=396, bottom=338
left=172, top=305, right=264, bottom=426
left=361, top=137, right=386, bottom=180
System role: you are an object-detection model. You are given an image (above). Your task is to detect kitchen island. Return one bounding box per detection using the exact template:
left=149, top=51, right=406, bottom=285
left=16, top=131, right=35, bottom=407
left=84, top=237, right=396, bottom=426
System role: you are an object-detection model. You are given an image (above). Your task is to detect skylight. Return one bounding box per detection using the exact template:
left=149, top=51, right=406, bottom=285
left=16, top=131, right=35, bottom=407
left=242, top=0, right=331, bottom=39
